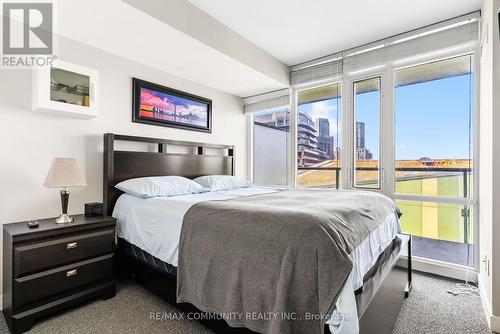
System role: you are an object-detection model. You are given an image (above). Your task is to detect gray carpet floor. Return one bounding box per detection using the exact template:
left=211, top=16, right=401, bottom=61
left=0, top=271, right=491, bottom=334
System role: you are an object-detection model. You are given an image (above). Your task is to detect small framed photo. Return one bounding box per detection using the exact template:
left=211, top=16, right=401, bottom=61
left=132, top=78, right=212, bottom=133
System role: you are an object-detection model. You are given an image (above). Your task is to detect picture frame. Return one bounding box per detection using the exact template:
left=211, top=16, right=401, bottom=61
left=132, top=78, right=212, bottom=133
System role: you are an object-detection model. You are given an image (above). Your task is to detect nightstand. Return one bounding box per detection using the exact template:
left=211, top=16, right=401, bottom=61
left=2, top=215, right=116, bottom=334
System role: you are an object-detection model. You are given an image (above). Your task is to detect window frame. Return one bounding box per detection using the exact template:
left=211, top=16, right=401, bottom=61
left=390, top=51, right=479, bottom=270
left=293, top=80, right=344, bottom=189
left=351, top=75, right=383, bottom=190
left=249, top=47, right=479, bottom=272
left=391, top=53, right=476, bottom=207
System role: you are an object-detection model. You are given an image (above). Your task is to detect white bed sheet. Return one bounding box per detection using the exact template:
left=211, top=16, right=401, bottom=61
left=113, top=186, right=278, bottom=267
left=113, top=186, right=401, bottom=334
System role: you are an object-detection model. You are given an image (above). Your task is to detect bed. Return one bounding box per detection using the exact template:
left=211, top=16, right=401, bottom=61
left=103, top=133, right=412, bottom=334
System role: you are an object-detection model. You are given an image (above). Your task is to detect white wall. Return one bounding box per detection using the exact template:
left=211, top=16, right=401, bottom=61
left=479, top=0, right=494, bottom=322
left=0, top=36, right=247, bottom=225
left=479, top=0, right=500, bottom=331
left=491, top=0, right=500, bottom=328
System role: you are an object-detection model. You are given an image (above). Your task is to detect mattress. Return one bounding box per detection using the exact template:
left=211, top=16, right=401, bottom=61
left=114, top=187, right=279, bottom=267
left=113, top=187, right=402, bottom=334
left=119, top=238, right=177, bottom=276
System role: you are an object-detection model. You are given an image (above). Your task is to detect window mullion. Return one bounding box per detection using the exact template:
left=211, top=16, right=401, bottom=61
left=341, top=76, right=352, bottom=189
left=382, top=66, right=395, bottom=198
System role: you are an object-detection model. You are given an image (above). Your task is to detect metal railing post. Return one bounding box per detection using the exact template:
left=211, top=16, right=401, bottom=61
left=463, top=170, right=469, bottom=245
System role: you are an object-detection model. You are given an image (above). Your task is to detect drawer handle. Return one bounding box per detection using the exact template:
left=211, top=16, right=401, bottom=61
left=66, top=269, right=77, bottom=277
left=66, top=242, right=78, bottom=250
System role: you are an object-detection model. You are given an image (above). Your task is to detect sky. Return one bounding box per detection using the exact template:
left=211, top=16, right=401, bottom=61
left=140, top=88, right=208, bottom=119
left=299, top=73, right=473, bottom=161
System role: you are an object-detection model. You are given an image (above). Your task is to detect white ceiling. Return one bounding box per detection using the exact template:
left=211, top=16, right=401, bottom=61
left=55, top=0, right=482, bottom=97
left=56, top=0, right=288, bottom=97
left=187, top=0, right=482, bottom=65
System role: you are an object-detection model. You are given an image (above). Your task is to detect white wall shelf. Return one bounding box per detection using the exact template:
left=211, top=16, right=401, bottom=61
left=32, top=60, right=99, bottom=119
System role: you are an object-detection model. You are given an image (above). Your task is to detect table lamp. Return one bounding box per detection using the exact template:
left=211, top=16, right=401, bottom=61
left=44, top=158, right=87, bottom=224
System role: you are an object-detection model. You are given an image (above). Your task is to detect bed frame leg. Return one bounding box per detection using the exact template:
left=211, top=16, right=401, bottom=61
left=404, top=234, right=412, bottom=298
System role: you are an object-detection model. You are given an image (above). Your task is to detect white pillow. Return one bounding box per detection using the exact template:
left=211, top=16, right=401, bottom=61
left=115, top=176, right=209, bottom=198
left=193, top=175, right=250, bottom=191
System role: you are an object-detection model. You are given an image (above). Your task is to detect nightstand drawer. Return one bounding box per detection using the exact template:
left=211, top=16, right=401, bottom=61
left=13, top=254, right=113, bottom=308
left=14, top=228, right=114, bottom=277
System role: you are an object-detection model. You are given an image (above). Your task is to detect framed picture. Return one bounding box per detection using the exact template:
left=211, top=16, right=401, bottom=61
left=132, top=78, right=212, bottom=133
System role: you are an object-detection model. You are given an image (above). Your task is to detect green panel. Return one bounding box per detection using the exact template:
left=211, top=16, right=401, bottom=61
left=437, top=176, right=461, bottom=197
left=437, top=204, right=461, bottom=243
left=395, top=179, right=422, bottom=196
left=396, top=173, right=472, bottom=199
left=396, top=200, right=471, bottom=245
left=396, top=200, right=422, bottom=236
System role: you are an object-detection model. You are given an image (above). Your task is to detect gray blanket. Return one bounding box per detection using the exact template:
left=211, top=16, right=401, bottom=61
left=177, top=189, right=399, bottom=334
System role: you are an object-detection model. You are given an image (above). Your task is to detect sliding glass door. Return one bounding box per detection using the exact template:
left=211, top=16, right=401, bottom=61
left=296, top=84, right=342, bottom=188
left=393, top=55, right=475, bottom=266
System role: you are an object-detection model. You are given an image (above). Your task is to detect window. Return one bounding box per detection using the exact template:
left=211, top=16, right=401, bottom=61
left=296, top=84, right=341, bottom=188
left=252, top=108, right=291, bottom=186
left=394, top=55, right=474, bottom=266
left=353, top=77, right=381, bottom=189
left=252, top=52, right=477, bottom=270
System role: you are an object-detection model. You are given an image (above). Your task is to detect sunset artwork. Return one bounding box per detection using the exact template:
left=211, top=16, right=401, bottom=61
left=138, top=87, right=209, bottom=128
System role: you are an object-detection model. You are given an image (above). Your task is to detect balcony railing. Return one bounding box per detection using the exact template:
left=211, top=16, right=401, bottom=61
left=297, top=166, right=473, bottom=247
left=297, top=166, right=471, bottom=194
left=297, top=166, right=341, bottom=187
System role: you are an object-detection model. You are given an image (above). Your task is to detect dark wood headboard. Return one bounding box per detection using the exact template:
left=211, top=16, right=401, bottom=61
left=103, top=133, right=235, bottom=216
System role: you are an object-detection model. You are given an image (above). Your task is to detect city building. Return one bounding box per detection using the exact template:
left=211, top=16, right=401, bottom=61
left=253, top=108, right=290, bottom=128
left=254, top=110, right=330, bottom=167
left=297, top=112, right=328, bottom=166
left=317, top=118, right=330, bottom=137
left=317, top=136, right=334, bottom=159
left=356, top=147, right=373, bottom=160
left=355, top=121, right=373, bottom=160
left=356, top=121, right=365, bottom=149
left=316, top=118, right=335, bottom=159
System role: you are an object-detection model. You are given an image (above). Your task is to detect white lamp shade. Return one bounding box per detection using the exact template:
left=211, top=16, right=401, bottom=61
left=44, top=158, right=87, bottom=188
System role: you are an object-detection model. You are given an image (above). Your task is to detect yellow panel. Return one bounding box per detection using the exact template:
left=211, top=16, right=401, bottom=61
left=421, top=202, right=438, bottom=239
left=422, top=177, right=438, bottom=196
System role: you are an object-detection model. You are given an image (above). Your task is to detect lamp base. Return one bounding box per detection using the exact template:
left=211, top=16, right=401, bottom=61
left=55, top=213, right=74, bottom=224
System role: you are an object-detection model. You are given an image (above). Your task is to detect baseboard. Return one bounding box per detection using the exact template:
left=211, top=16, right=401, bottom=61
left=477, top=275, right=500, bottom=333
left=491, top=315, right=500, bottom=333
left=478, top=276, right=492, bottom=328
left=397, top=255, right=478, bottom=282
